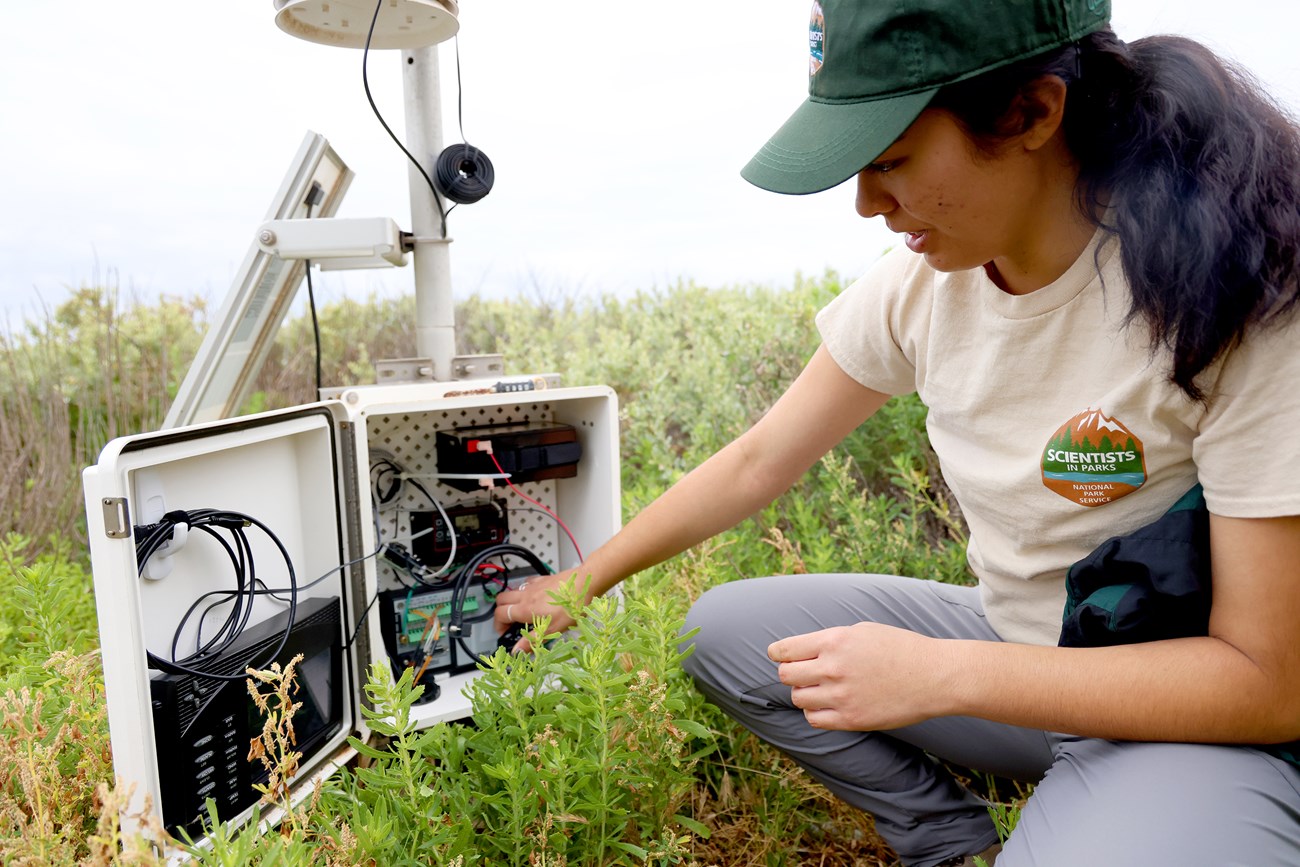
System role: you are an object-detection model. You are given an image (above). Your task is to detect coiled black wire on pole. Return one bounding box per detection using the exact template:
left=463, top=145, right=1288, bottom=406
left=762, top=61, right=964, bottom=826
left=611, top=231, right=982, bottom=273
left=435, top=143, right=495, bottom=204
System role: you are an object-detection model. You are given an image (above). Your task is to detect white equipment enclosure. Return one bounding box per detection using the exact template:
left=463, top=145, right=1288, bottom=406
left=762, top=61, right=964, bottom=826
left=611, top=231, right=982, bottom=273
left=84, top=381, right=621, bottom=845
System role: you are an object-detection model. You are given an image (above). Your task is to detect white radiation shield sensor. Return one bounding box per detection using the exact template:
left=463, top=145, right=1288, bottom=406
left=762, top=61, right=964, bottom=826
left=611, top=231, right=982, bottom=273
left=273, top=0, right=460, bottom=49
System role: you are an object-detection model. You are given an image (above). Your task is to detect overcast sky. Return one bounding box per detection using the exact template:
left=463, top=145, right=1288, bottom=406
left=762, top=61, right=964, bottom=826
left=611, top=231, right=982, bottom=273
left=3, top=1, right=1298, bottom=331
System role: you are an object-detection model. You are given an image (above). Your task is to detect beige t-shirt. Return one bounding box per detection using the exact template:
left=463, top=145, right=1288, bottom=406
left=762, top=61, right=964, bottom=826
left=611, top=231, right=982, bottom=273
left=817, top=233, right=1300, bottom=645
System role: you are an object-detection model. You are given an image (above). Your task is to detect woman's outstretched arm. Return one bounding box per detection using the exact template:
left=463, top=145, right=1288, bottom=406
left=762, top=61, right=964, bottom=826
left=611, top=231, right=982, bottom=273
left=495, top=344, right=891, bottom=637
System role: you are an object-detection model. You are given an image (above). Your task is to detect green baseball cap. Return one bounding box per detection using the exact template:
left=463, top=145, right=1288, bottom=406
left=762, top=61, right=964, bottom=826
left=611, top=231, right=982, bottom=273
left=742, top=0, right=1112, bottom=195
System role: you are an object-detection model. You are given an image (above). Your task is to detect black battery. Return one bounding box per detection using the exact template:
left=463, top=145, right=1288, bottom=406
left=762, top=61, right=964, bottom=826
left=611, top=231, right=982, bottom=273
left=435, top=422, right=581, bottom=493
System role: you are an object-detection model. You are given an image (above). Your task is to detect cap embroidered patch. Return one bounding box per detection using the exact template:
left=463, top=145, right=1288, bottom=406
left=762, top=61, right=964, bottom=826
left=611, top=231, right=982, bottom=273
left=809, top=2, right=825, bottom=77
left=1041, top=409, right=1147, bottom=507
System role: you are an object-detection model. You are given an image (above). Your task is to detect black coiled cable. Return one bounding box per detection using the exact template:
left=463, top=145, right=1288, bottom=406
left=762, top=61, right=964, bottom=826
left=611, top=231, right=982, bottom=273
left=435, top=143, right=495, bottom=204
left=135, top=508, right=297, bottom=682
left=446, top=543, right=550, bottom=662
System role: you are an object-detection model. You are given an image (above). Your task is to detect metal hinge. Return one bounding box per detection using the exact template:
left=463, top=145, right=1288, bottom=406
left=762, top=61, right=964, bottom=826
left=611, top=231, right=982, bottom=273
left=101, top=497, right=131, bottom=539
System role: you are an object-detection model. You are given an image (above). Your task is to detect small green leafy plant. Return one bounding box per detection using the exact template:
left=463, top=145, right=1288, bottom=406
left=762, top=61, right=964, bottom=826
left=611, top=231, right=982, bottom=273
left=176, top=578, right=716, bottom=865
left=424, top=582, right=713, bottom=865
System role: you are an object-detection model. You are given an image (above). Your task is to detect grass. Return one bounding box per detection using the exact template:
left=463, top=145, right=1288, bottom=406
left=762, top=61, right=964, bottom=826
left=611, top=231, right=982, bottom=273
left=0, top=275, right=1026, bottom=864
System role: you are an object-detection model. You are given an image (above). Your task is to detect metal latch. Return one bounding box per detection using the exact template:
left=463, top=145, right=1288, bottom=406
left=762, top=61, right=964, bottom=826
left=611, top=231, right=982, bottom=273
left=101, top=497, right=131, bottom=539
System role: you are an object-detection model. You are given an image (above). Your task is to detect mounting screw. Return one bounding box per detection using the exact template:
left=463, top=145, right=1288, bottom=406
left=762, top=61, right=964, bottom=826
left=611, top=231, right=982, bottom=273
left=258, top=229, right=277, bottom=246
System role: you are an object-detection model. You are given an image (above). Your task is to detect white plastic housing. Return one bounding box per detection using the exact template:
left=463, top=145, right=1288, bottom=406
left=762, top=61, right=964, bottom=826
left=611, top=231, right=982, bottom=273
left=257, top=216, right=407, bottom=268
left=84, top=380, right=621, bottom=849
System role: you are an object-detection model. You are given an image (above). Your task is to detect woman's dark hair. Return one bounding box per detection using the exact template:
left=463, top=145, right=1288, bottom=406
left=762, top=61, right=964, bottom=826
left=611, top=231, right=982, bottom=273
left=930, top=29, right=1300, bottom=401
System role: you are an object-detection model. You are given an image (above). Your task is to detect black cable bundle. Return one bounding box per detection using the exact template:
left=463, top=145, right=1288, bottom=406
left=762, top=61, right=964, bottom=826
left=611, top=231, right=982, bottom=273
left=435, top=143, right=495, bottom=204
left=369, top=454, right=458, bottom=586
left=435, top=31, right=495, bottom=206
left=134, top=509, right=298, bottom=682
left=445, top=543, right=550, bottom=662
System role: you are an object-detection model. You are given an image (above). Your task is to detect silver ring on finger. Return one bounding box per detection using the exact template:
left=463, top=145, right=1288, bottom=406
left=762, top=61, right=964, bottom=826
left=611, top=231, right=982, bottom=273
left=506, top=604, right=515, bottom=622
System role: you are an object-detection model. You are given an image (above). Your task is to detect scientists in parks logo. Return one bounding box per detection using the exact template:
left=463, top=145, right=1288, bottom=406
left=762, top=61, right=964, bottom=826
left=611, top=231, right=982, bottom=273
left=809, top=2, right=825, bottom=76
left=1041, top=409, right=1147, bottom=507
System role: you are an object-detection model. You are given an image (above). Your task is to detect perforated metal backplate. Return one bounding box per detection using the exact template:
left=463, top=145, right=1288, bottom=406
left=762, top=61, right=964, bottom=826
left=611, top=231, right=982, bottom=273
left=366, top=403, right=563, bottom=587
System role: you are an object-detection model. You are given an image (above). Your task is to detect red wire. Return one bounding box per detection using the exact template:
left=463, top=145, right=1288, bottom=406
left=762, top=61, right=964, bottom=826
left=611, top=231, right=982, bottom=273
left=486, top=451, right=584, bottom=562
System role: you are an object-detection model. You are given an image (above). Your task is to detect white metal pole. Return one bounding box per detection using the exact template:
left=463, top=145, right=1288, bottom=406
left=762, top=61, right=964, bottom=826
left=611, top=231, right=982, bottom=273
left=401, top=45, right=456, bottom=381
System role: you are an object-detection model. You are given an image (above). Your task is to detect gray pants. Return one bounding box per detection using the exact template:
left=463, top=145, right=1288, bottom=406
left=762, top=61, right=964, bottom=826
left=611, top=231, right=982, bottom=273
left=681, top=573, right=1300, bottom=867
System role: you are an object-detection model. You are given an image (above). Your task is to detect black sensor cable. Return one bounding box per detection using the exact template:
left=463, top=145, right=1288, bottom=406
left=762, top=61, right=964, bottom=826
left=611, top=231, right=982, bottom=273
left=135, top=509, right=298, bottom=683
left=303, top=186, right=325, bottom=398
left=435, top=37, right=494, bottom=204
left=445, top=543, right=551, bottom=664
left=363, top=0, right=450, bottom=237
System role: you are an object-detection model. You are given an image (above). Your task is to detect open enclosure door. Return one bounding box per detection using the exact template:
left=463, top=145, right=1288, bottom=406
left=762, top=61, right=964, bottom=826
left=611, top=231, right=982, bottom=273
left=83, top=404, right=367, bottom=846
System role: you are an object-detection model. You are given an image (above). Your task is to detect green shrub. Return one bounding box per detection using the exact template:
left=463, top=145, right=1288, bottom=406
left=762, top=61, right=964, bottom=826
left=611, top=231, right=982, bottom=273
left=0, top=536, right=116, bottom=865
left=183, top=581, right=713, bottom=865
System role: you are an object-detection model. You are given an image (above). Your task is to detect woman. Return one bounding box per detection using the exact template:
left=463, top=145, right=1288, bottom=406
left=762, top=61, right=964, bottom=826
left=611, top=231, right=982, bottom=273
left=496, top=0, right=1300, bottom=863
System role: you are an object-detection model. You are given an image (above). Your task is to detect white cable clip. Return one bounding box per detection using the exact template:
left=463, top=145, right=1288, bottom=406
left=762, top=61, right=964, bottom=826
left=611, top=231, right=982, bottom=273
left=143, top=522, right=188, bottom=582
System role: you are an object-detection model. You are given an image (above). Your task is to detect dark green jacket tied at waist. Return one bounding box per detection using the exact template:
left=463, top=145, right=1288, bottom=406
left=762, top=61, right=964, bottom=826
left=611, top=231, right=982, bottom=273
left=1060, top=484, right=1299, bottom=764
